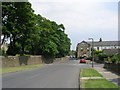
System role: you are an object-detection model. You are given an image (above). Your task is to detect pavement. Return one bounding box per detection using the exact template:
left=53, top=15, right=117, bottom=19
left=94, top=64, right=120, bottom=87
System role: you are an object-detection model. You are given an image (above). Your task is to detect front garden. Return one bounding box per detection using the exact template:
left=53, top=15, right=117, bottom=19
left=80, top=69, right=120, bottom=89
left=94, top=50, right=120, bottom=74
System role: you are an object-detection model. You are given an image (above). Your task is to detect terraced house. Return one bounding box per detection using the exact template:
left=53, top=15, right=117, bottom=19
left=76, top=39, right=120, bottom=58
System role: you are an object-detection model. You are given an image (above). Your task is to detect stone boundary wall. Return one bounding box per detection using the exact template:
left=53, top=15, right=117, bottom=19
left=0, top=56, right=68, bottom=68
left=104, top=63, right=120, bottom=74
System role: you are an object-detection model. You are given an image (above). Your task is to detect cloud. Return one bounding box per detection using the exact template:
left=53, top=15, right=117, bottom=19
left=29, top=0, right=119, bottom=3
left=29, top=0, right=118, bottom=50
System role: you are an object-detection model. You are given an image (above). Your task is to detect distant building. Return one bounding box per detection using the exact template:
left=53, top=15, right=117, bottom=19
left=88, top=41, right=120, bottom=51
left=76, top=40, right=120, bottom=58
left=76, top=41, right=91, bottom=58
left=69, top=50, right=76, bottom=58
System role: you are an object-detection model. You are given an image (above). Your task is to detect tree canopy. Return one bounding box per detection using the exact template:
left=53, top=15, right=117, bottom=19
left=2, top=2, right=71, bottom=58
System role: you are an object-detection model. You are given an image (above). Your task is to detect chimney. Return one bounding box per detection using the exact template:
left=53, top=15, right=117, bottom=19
left=99, top=38, right=102, bottom=42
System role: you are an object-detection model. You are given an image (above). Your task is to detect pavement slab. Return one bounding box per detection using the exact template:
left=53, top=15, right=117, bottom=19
left=94, top=66, right=120, bottom=87
left=80, top=77, right=103, bottom=79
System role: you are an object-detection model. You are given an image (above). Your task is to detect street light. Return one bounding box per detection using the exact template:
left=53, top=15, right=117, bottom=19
left=88, top=38, right=94, bottom=68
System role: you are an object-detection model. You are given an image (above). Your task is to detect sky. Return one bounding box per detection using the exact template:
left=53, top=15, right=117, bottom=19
left=28, top=0, right=119, bottom=50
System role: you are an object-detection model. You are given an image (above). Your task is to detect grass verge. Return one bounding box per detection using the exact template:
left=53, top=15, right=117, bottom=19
left=80, top=69, right=103, bottom=77
left=0, top=64, right=44, bottom=74
left=81, top=79, right=119, bottom=88
left=80, top=68, right=120, bottom=89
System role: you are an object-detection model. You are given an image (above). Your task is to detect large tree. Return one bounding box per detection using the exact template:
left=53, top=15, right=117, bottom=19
left=2, top=2, right=71, bottom=58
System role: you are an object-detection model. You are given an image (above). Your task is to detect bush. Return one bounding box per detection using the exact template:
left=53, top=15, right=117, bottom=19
left=111, top=54, right=120, bottom=64
left=1, top=47, right=7, bottom=56
left=94, top=50, right=107, bottom=62
left=86, top=57, right=92, bottom=60
left=94, top=50, right=103, bottom=55
left=94, top=50, right=114, bottom=62
left=107, top=57, right=112, bottom=63
left=97, top=53, right=108, bottom=61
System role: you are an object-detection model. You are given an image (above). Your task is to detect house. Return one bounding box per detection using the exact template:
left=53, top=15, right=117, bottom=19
left=103, top=49, right=119, bottom=55
left=76, top=39, right=120, bottom=58
left=88, top=41, right=120, bottom=51
left=76, top=41, right=91, bottom=58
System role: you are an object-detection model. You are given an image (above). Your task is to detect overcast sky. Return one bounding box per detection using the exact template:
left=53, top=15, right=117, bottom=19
left=28, top=0, right=119, bottom=50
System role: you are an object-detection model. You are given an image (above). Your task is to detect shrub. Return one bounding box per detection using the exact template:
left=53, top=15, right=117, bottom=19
left=97, top=53, right=108, bottom=61
left=107, top=57, right=112, bottom=63
left=86, top=57, right=92, bottom=60
left=94, top=50, right=107, bottom=61
left=94, top=50, right=103, bottom=55
left=111, top=54, right=120, bottom=64
left=1, top=47, right=7, bottom=56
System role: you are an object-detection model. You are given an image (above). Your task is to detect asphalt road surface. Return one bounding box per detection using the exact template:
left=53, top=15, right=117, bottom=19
left=2, top=58, right=92, bottom=88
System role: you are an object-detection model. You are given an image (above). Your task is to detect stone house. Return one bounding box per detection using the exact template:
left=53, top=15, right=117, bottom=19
left=76, top=41, right=90, bottom=58
left=88, top=41, right=120, bottom=51
left=76, top=40, right=120, bottom=58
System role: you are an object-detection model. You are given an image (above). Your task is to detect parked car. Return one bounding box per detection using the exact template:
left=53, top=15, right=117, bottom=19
left=80, top=59, right=86, bottom=63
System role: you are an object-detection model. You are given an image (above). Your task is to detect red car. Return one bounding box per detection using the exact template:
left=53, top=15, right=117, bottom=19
left=80, top=59, right=86, bottom=63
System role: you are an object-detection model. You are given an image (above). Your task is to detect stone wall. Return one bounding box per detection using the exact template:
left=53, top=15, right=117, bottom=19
left=104, top=63, right=120, bottom=74
left=0, top=56, right=68, bottom=68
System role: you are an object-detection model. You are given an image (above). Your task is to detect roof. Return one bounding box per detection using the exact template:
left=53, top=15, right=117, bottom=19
left=103, top=49, right=119, bottom=54
left=77, top=41, right=90, bottom=45
left=87, top=41, right=120, bottom=46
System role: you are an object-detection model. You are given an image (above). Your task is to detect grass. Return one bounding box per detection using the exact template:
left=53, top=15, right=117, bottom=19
left=16, top=54, right=31, bottom=56
left=80, top=68, right=120, bottom=89
left=81, top=79, right=120, bottom=88
left=80, top=69, right=103, bottom=77
left=0, top=64, right=44, bottom=74
left=86, top=60, right=91, bottom=63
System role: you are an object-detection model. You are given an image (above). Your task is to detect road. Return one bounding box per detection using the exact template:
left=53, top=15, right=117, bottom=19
left=2, top=58, right=93, bottom=88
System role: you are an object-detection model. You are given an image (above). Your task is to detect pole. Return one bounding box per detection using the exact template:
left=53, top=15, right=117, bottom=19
left=88, top=38, right=94, bottom=68
left=92, top=39, right=94, bottom=68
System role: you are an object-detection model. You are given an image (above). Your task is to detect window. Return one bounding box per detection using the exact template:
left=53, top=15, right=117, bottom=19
left=87, top=48, right=89, bottom=51
left=97, top=47, right=99, bottom=50
left=81, top=48, right=83, bottom=51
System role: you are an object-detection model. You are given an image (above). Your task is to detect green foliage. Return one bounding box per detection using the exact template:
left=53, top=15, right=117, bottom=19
left=97, top=53, right=108, bottom=58
left=81, top=79, right=119, bottom=88
left=95, top=53, right=108, bottom=61
left=1, top=64, right=44, bottom=74
left=94, top=50, right=103, bottom=55
left=94, top=50, right=120, bottom=64
left=80, top=69, right=103, bottom=77
left=2, top=2, right=71, bottom=58
left=1, top=47, right=7, bottom=56
left=94, top=50, right=114, bottom=61
left=107, top=57, right=112, bottom=63
left=111, top=54, right=120, bottom=64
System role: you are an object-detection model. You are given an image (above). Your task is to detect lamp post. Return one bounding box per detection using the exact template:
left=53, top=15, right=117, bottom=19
left=88, top=38, right=94, bottom=68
